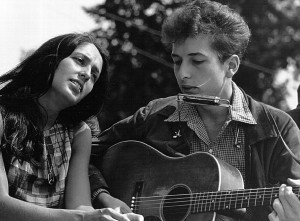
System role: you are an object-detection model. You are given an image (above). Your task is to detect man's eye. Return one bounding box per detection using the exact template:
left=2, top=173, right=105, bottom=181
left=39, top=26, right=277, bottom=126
left=173, top=60, right=181, bottom=66
left=193, top=60, right=205, bottom=64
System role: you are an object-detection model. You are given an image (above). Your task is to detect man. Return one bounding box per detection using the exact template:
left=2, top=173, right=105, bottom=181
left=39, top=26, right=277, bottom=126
left=90, top=0, right=300, bottom=220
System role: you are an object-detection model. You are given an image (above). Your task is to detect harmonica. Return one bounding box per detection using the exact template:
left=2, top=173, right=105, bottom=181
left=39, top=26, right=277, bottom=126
left=177, top=93, right=230, bottom=107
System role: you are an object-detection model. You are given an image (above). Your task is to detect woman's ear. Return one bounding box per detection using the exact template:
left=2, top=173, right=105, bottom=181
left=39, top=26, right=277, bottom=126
left=225, top=55, right=240, bottom=78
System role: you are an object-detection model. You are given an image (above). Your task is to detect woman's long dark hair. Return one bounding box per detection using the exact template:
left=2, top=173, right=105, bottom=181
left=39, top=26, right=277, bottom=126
left=0, top=33, right=109, bottom=165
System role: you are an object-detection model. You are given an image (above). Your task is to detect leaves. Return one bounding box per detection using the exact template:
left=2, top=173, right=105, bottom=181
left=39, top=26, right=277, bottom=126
left=85, top=0, right=300, bottom=129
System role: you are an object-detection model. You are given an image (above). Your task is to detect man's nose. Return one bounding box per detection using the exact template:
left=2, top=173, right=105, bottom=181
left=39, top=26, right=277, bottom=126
left=178, top=63, right=191, bottom=80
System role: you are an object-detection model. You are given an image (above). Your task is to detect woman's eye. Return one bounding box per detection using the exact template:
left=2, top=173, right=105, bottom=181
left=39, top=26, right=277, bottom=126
left=74, top=57, right=84, bottom=64
left=92, top=74, right=97, bottom=82
left=90, top=70, right=98, bottom=82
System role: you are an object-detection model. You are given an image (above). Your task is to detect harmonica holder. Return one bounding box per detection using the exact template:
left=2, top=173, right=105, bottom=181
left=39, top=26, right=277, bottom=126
left=177, top=93, right=231, bottom=108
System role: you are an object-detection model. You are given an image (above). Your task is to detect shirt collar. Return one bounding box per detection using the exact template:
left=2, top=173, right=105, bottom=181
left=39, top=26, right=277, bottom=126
left=230, top=82, right=256, bottom=124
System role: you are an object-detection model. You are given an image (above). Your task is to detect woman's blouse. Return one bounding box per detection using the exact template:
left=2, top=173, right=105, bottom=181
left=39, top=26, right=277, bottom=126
left=6, top=121, right=88, bottom=208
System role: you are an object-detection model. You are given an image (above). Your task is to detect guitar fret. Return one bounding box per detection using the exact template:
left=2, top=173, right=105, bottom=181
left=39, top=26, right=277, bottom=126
left=209, top=192, right=213, bottom=212
left=199, top=192, right=203, bottom=212
left=234, top=190, right=238, bottom=209
left=245, top=189, right=250, bottom=208
left=193, top=193, right=200, bottom=213
left=241, top=189, right=245, bottom=208
left=217, top=194, right=220, bottom=211
left=192, top=193, right=196, bottom=213
left=222, top=191, right=228, bottom=210
left=227, top=191, right=232, bottom=210
left=219, top=192, right=223, bottom=211
left=255, top=188, right=258, bottom=206
left=270, top=188, right=274, bottom=205
left=262, top=188, right=266, bottom=205
left=203, top=192, right=209, bottom=212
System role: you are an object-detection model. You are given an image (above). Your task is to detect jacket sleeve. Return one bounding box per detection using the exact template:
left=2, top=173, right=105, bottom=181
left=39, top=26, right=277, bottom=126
left=272, top=113, right=300, bottom=182
left=89, top=101, right=154, bottom=199
left=88, top=164, right=110, bottom=202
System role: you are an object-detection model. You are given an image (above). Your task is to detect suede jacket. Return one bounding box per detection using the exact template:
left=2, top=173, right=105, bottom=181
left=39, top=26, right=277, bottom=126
left=90, top=90, right=300, bottom=221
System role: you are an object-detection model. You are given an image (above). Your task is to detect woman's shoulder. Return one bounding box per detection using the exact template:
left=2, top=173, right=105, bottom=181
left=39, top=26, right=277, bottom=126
left=70, top=121, right=91, bottom=137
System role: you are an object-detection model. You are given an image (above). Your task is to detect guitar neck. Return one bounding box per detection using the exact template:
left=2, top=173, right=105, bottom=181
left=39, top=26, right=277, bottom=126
left=192, top=186, right=300, bottom=213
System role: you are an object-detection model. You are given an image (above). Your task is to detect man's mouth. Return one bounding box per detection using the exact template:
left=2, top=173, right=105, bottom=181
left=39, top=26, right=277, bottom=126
left=182, top=85, right=197, bottom=90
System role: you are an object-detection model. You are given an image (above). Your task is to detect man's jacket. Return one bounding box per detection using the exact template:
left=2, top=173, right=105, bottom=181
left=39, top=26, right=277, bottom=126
left=90, top=90, right=300, bottom=221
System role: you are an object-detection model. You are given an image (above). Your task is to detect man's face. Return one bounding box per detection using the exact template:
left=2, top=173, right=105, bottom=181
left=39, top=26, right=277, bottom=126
left=171, top=34, right=229, bottom=97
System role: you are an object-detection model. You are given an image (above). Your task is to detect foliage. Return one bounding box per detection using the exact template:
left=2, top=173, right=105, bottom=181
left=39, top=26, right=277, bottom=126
left=84, top=0, right=300, bottom=130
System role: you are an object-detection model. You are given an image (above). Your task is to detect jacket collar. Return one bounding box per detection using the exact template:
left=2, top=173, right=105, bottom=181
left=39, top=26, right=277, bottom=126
left=157, top=96, right=178, bottom=118
left=240, top=89, right=277, bottom=145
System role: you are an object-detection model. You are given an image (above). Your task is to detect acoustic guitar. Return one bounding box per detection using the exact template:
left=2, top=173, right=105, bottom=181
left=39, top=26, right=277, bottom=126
left=100, top=140, right=298, bottom=221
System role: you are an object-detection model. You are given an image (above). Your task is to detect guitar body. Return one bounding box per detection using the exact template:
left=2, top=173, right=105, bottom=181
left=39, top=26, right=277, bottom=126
left=101, top=140, right=244, bottom=221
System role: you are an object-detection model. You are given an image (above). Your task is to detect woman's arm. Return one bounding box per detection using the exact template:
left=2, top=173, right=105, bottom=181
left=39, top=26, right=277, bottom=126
left=0, top=150, right=143, bottom=221
left=65, top=123, right=94, bottom=210
left=67, top=123, right=133, bottom=213
left=0, top=111, right=143, bottom=221
left=0, top=150, right=78, bottom=220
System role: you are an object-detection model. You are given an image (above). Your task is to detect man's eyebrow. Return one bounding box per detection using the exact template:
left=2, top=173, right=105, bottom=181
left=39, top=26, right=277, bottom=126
left=171, top=52, right=206, bottom=57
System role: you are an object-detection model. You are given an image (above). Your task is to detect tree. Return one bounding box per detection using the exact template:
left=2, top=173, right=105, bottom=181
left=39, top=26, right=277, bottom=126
left=84, top=0, right=300, bottom=130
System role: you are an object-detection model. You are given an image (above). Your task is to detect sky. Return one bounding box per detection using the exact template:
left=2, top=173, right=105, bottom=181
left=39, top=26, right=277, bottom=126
left=0, top=0, right=103, bottom=74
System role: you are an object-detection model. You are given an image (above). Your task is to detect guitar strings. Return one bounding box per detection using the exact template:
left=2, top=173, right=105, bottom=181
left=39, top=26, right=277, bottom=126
left=132, top=194, right=291, bottom=213
left=133, top=186, right=300, bottom=201
left=130, top=187, right=300, bottom=212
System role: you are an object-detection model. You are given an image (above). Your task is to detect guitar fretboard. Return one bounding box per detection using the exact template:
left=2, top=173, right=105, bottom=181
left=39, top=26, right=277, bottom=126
left=191, top=186, right=300, bottom=213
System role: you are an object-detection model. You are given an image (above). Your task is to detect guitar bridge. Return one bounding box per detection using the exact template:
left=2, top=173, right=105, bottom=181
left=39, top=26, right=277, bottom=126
left=131, top=181, right=144, bottom=212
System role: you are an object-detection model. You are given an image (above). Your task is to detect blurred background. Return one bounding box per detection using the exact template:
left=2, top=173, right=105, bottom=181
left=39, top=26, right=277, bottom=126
left=2, top=0, right=300, bottom=130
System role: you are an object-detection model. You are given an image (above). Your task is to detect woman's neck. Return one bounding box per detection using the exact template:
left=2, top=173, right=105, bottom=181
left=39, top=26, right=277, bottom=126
left=38, top=97, right=60, bottom=130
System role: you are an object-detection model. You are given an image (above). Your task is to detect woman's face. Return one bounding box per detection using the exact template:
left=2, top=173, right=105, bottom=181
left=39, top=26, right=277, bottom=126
left=42, top=42, right=103, bottom=110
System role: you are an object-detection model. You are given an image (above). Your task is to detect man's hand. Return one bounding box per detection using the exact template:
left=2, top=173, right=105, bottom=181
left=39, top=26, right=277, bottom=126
left=268, top=178, right=300, bottom=221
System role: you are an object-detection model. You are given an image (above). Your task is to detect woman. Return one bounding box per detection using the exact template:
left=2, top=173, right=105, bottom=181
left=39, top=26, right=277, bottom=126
left=0, top=33, right=143, bottom=221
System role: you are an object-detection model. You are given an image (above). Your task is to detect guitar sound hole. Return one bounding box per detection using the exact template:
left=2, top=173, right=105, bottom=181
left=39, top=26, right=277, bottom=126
left=162, top=185, right=191, bottom=221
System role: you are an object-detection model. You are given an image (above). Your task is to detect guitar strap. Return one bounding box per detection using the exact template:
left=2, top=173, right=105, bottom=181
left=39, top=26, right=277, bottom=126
left=267, top=108, right=300, bottom=165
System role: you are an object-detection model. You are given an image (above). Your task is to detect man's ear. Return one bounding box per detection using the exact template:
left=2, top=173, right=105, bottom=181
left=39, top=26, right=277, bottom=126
left=225, top=55, right=240, bottom=78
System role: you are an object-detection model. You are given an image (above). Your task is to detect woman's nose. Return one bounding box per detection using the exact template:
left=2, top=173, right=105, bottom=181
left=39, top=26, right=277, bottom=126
left=79, top=70, right=90, bottom=82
